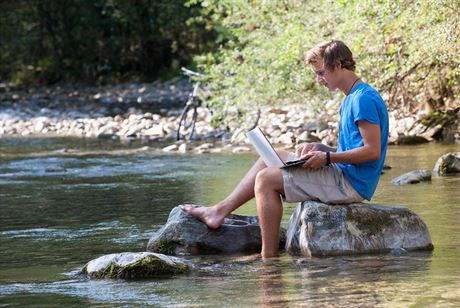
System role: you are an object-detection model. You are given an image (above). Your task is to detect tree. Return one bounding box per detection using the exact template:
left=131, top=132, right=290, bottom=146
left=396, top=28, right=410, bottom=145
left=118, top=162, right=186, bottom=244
left=0, top=0, right=217, bottom=84
left=192, top=0, right=460, bottom=117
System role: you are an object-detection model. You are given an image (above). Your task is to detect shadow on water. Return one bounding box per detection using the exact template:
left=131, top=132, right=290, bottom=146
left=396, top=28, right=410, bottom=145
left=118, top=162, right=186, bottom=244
left=0, top=138, right=459, bottom=306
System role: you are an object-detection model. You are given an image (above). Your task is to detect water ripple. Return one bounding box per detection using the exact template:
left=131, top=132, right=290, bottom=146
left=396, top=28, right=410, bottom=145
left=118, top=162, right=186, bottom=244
left=0, top=222, right=157, bottom=243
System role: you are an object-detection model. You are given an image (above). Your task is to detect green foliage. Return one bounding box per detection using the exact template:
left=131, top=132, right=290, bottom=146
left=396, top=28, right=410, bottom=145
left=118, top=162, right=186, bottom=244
left=2, top=0, right=458, bottom=116
left=0, top=0, right=217, bottom=84
left=191, top=0, right=460, bottom=114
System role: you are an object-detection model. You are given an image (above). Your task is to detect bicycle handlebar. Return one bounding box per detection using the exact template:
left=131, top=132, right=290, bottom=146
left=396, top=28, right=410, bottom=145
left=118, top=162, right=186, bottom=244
left=181, top=67, right=205, bottom=77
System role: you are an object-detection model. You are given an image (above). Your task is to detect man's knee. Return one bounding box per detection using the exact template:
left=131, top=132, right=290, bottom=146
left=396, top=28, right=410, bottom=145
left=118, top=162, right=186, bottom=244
left=255, top=167, right=283, bottom=193
left=255, top=168, right=270, bottom=187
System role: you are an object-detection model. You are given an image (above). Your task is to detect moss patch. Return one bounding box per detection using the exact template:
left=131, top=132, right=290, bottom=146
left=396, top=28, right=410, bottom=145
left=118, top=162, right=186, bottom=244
left=346, top=207, right=393, bottom=235
left=438, top=160, right=451, bottom=175
left=154, top=239, right=177, bottom=255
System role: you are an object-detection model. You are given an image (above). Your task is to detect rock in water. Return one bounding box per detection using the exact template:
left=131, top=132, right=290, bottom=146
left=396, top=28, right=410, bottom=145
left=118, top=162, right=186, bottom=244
left=433, top=152, right=460, bottom=175
left=82, top=252, right=192, bottom=279
left=147, top=206, right=286, bottom=255
left=391, top=170, right=432, bottom=185
left=394, top=135, right=429, bottom=145
left=285, top=201, right=433, bottom=257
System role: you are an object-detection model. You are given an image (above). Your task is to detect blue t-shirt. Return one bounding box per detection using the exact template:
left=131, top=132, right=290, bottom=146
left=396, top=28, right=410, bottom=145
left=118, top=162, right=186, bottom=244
left=337, top=83, right=389, bottom=200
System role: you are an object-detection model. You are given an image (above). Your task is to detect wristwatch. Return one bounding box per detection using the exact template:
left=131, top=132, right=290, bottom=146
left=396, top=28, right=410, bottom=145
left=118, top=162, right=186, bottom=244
left=326, top=151, right=331, bottom=166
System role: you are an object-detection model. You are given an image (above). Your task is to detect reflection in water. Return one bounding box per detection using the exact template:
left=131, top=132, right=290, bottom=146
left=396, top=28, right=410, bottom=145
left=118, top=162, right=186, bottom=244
left=0, top=138, right=459, bottom=306
left=259, top=260, right=288, bottom=308
left=293, top=253, right=432, bottom=306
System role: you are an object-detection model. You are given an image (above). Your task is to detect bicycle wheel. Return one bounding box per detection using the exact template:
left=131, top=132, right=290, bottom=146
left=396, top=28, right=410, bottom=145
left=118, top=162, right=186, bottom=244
left=177, top=102, right=198, bottom=141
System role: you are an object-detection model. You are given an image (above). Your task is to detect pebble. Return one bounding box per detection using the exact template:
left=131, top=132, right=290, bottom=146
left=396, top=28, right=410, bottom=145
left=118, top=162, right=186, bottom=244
left=162, top=144, right=178, bottom=152
left=232, top=146, right=251, bottom=153
left=178, top=143, right=187, bottom=153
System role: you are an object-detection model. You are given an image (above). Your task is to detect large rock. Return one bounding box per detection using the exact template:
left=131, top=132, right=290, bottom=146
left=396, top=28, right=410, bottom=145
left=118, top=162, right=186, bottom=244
left=82, top=252, right=192, bottom=279
left=391, top=169, right=431, bottom=185
left=147, top=206, right=286, bottom=255
left=433, top=152, right=460, bottom=175
left=285, top=201, right=433, bottom=257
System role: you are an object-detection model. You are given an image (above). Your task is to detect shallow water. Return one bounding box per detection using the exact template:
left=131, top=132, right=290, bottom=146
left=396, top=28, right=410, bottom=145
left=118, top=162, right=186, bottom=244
left=0, top=137, right=459, bottom=307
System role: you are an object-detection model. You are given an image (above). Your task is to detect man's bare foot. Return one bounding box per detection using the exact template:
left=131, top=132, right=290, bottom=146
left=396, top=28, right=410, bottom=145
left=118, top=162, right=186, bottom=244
left=179, top=204, right=225, bottom=229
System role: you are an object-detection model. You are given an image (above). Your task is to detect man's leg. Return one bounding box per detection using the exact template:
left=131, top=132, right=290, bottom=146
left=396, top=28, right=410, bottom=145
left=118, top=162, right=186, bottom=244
left=181, top=149, right=290, bottom=229
left=254, top=167, right=284, bottom=259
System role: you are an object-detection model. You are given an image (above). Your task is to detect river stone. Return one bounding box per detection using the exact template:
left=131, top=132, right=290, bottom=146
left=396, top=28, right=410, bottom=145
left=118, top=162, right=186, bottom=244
left=391, top=169, right=432, bottom=185
left=285, top=201, right=433, bottom=257
left=394, top=135, right=430, bottom=145
left=82, top=252, right=192, bottom=279
left=147, top=206, right=286, bottom=255
left=162, top=144, right=178, bottom=152
left=433, top=152, right=460, bottom=175
left=232, top=146, right=251, bottom=153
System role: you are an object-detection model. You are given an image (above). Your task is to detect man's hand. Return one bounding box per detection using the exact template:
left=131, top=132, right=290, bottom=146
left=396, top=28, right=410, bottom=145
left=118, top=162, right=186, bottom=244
left=296, top=143, right=334, bottom=159
left=301, top=151, right=327, bottom=169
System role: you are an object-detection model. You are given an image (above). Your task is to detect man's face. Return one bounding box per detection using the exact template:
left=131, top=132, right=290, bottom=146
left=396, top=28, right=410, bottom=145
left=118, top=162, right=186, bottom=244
left=310, top=59, right=338, bottom=91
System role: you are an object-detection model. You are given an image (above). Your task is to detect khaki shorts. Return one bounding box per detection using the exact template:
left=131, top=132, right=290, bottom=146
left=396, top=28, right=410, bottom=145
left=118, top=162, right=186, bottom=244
left=282, top=153, right=363, bottom=204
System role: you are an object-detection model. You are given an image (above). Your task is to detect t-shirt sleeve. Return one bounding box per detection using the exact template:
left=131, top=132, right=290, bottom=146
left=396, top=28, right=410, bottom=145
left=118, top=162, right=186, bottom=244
left=352, top=93, right=380, bottom=125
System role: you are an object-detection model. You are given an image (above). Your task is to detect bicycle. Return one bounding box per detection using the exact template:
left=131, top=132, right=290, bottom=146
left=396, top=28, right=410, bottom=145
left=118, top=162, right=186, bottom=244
left=176, top=67, right=261, bottom=141
left=176, top=67, right=205, bottom=141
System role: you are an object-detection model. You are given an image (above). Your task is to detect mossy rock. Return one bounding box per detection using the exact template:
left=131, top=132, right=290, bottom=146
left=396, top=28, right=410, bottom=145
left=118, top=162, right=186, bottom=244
left=147, top=206, right=286, bottom=255
left=286, top=201, right=433, bottom=257
left=82, top=252, right=193, bottom=279
left=433, top=152, right=460, bottom=175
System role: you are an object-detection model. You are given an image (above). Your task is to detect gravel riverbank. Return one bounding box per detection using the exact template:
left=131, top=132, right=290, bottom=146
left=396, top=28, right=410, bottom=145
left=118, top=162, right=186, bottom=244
left=1, top=82, right=458, bottom=153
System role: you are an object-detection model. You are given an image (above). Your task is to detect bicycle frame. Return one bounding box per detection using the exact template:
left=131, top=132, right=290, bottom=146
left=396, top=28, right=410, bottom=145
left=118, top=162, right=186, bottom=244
left=176, top=68, right=205, bottom=141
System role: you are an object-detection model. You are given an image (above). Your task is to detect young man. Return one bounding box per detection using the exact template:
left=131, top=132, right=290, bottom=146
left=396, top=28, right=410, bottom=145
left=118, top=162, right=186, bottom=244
left=181, top=40, right=389, bottom=259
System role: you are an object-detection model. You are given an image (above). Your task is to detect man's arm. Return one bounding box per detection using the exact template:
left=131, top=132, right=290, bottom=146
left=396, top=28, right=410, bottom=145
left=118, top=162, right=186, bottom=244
left=303, top=120, right=381, bottom=168
left=331, top=120, right=381, bottom=163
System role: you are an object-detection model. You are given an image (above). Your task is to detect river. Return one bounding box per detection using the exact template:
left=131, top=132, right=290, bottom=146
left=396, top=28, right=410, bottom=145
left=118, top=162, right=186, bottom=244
left=0, top=137, right=459, bottom=306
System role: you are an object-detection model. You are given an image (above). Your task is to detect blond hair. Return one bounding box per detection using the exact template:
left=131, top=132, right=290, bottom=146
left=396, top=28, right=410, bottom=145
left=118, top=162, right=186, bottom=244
left=305, top=40, right=356, bottom=71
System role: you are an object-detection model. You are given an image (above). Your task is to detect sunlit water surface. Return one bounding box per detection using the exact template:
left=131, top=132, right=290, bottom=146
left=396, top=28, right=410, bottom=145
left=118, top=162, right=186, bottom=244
left=0, top=137, right=459, bottom=307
